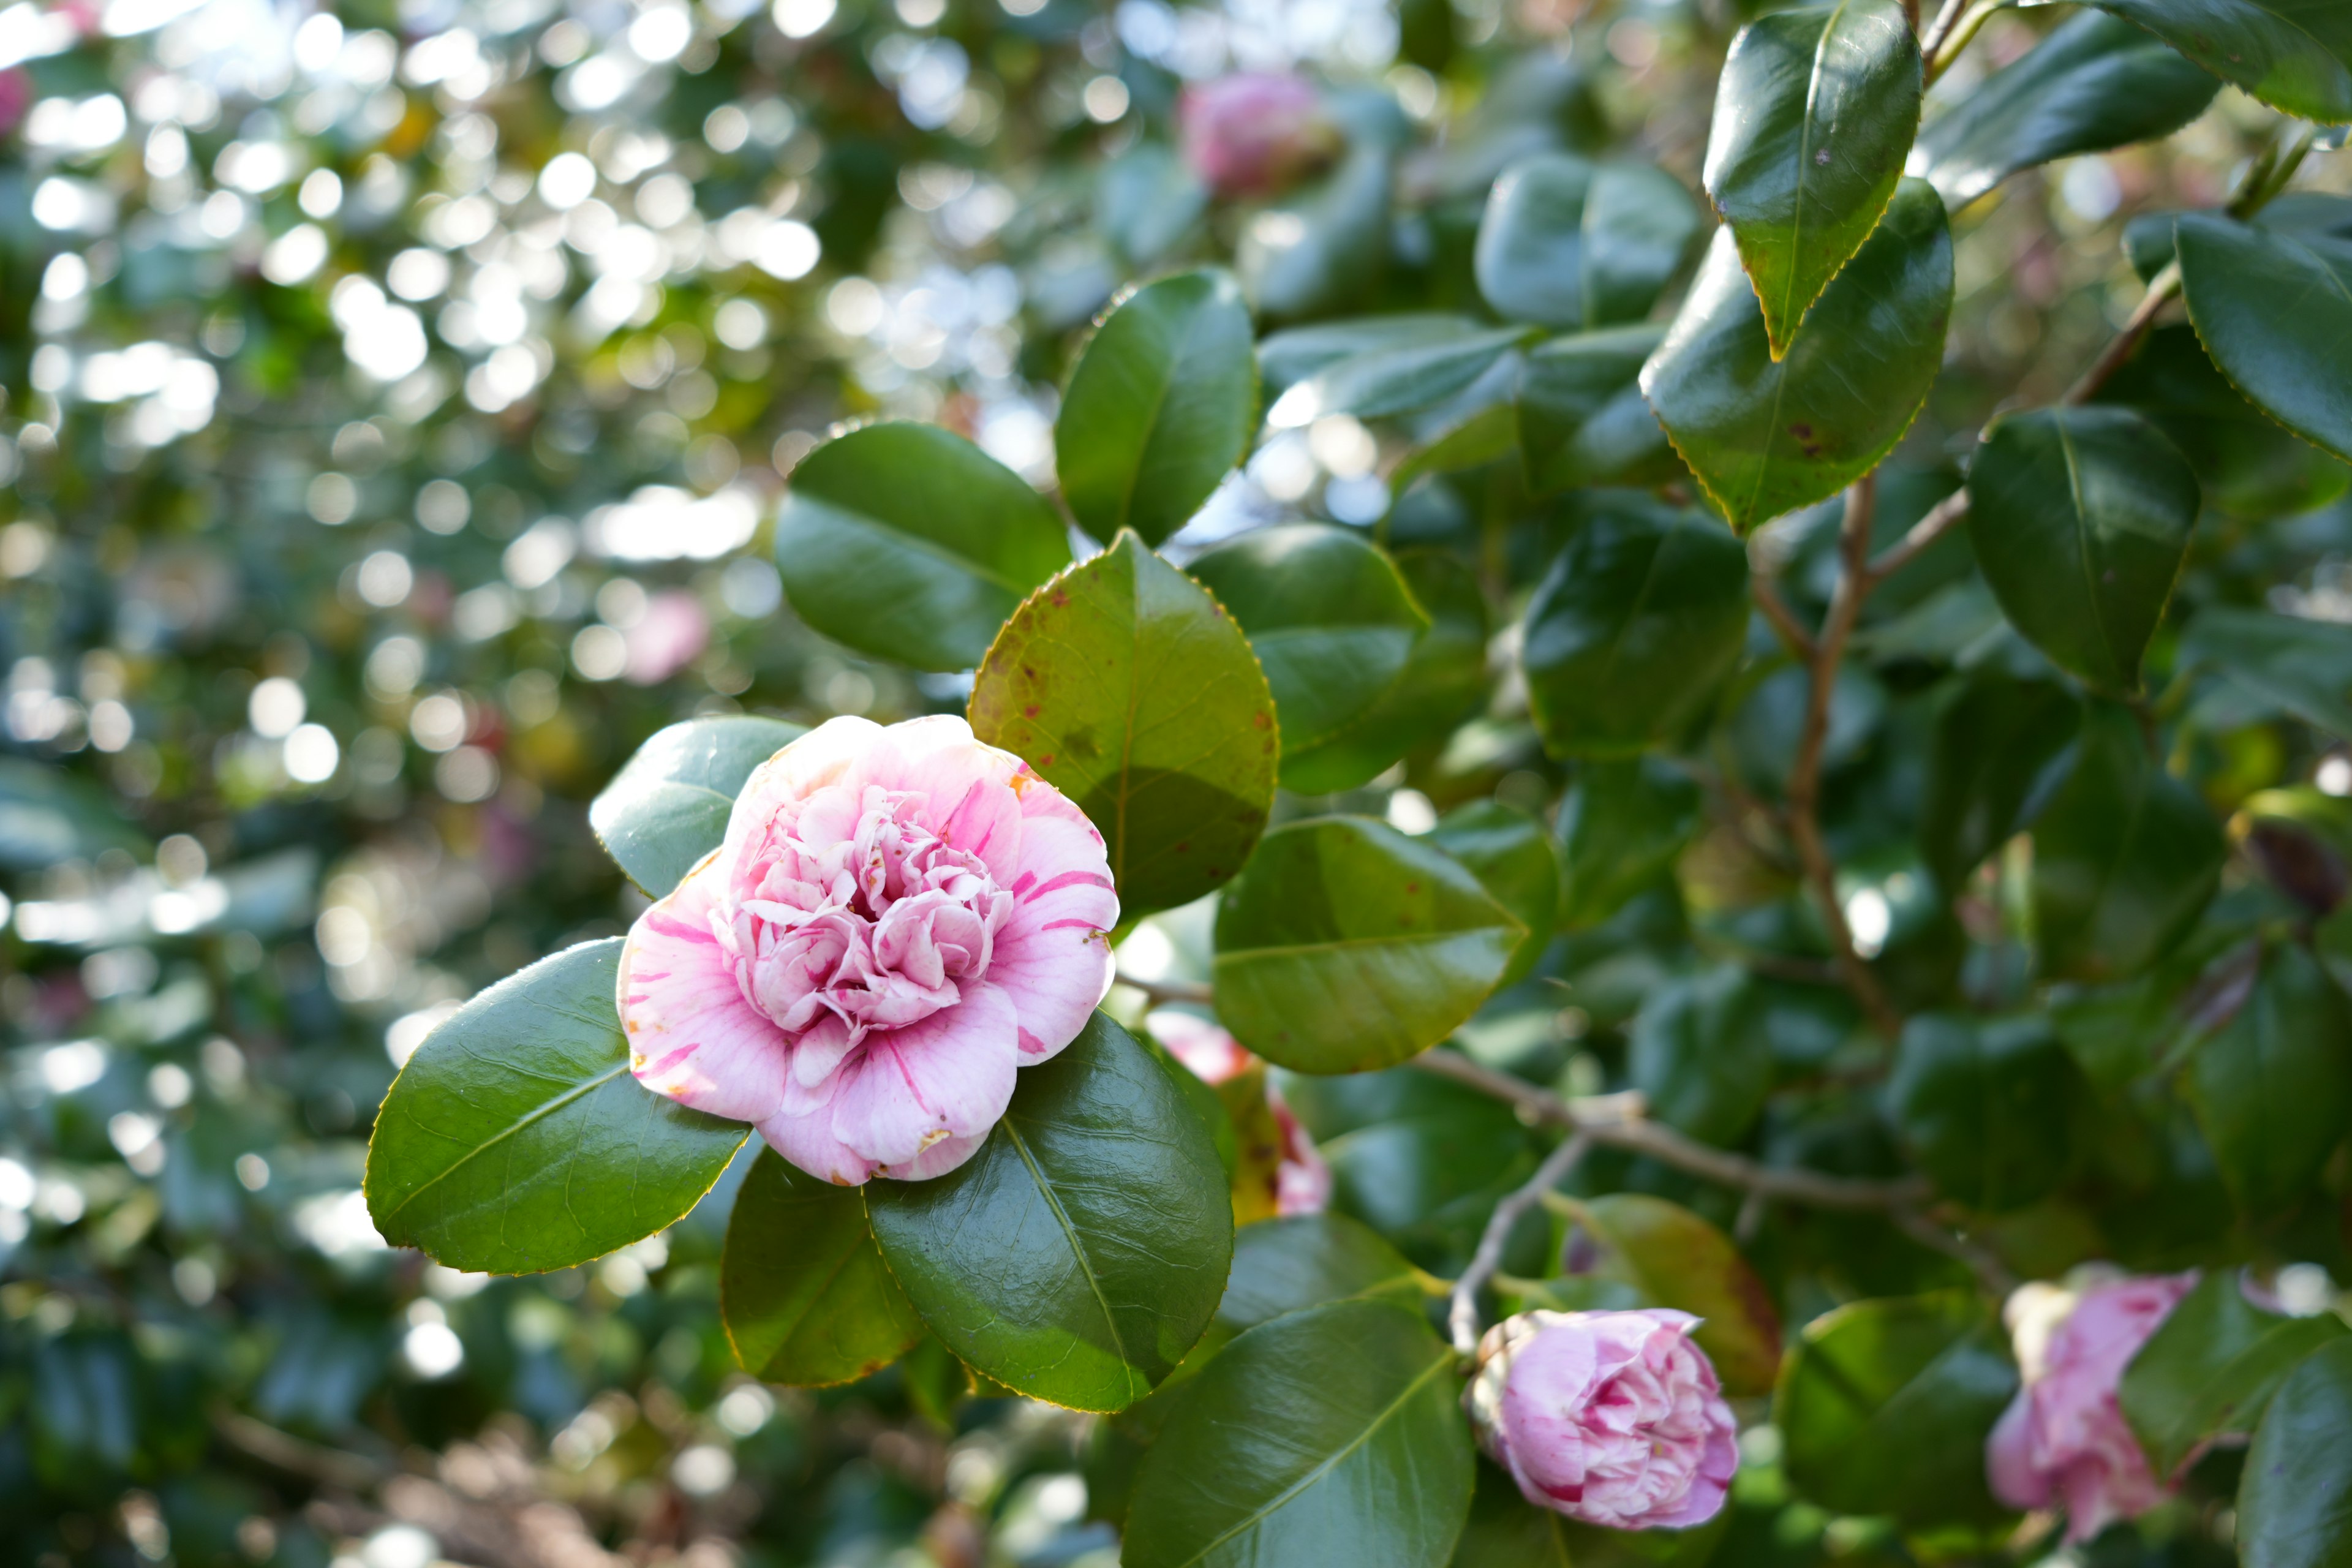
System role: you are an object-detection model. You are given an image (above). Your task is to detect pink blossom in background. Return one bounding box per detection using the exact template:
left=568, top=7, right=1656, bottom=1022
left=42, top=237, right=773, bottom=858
left=1988, top=1271, right=2198, bottom=1542
left=0, top=70, right=28, bottom=139
left=616, top=715, right=1118, bottom=1185
left=1152, top=1009, right=1329, bottom=1216
left=1178, top=72, right=1334, bottom=198
left=623, top=589, right=710, bottom=685
left=1467, top=1308, right=1739, bottom=1530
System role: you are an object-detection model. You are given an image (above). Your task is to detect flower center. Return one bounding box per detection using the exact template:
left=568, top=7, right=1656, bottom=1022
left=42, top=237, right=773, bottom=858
left=715, top=783, right=1012, bottom=1046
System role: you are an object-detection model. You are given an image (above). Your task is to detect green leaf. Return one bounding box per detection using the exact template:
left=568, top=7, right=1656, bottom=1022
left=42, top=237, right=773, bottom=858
left=1450, top=1455, right=1731, bottom=1568
left=1642, top=179, right=1954, bottom=533
left=1476, top=156, right=1695, bottom=332
left=1916, top=12, right=2219, bottom=208
left=2179, top=606, right=2352, bottom=741
left=1521, top=499, right=1751, bottom=756
left=589, top=715, right=805, bottom=897
left=2120, top=1269, right=2350, bottom=1480
left=1186, top=524, right=1431, bottom=782
left=363, top=940, right=749, bottom=1274
left=1967, top=406, right=2199, bottom=696
left=1889, top=1014, right=2078, bottom=1212
left=2032, top=706, right=2226, bottom=982
left=1277, top=549, right=1490, bottom=796
left=968, top=532, right=1277, bottom=916
left=1213, top=816, right=1525, bottom=1074
left=772, top=422, right=1071, bottom=673
left=1240, top=143, right=1393, bottom=323
left=1919, top=673, right=2081, bottom=892
left=1557, top=1193, right=1784, bottom=1398
left=1558, top=757, right=1704, bottom=927
left=1628, top=967, right=1774, bottom=1150
left=1518, top=326, right=1678, bottom=494
left=1429, top=801, right=1560, bottom=989
left=1099, top=143, right=1209, bottom=266
left=720, top=1148, right=925, bottom=1387
left=1776, top=1291, right=2019, bottom=1526
left=864, top=1013, right=1232, bottom=1413
left=1124, top=1299, right=1475, bottom=1568
left=1702, top=0, right=1923, bottom=355
left=2097, top=324, right=2351, bottom=522
left=2184, top=941, right=2352, bottom=1215
left=2176, top=213, right=2352, bottom=467
left=1262, top=317, right=1529, bottom=425
left=1056, top=271, right=1257, bottom=548
left=2238, top=1338, right=2352, bottom=1568
left=1216, top=1213, right=1426, bottom=1337
left=2087, top=0, right=2352, bottom=123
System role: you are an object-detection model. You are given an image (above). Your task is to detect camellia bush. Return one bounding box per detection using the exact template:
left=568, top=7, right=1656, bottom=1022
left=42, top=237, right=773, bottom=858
left=347, top=0, right=2352, bottom=1557
left=12, top=0, right=2352, bottom=1561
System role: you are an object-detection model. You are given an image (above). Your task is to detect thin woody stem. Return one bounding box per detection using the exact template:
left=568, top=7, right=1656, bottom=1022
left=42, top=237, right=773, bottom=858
left=1751, top=571, right=1818, bottom=661
left=1113, top=972, right=1214, bottom=1006
left=1450, top=1133, right=1593, bottom=1357
left=2062, top=258, right=2179, bottom=407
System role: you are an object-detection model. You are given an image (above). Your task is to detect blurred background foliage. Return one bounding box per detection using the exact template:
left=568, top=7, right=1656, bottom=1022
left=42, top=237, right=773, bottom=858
left=0, top=0, right=2345, bottom=1561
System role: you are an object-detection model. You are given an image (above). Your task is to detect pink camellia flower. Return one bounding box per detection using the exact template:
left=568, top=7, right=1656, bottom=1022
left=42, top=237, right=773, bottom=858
left=1988, top=1271, right=2198, bottom=1542
left=1466, top=1309, right=1740, bottom=1530
left=623, top=589, right=710, bottom=686
left=616, top=715, right=1118, bottom=1184
left=1179, top=72, right=1336, bottom=198
left=1153, top=1010, right=1330, bottom=1216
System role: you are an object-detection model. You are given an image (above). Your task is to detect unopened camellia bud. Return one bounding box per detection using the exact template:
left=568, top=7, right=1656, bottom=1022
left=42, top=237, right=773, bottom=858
left=1465, top=1308, right=1738, bottom=1530
left=1178, top=72, right=1340, bottom=199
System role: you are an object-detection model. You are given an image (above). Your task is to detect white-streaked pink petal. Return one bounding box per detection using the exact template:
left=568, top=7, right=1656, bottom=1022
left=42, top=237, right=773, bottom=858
left=618, top=851, right=790, bottom=1123
left=756, top=1109, right=883, bottom=1188
left=720, top=715, right=879, bottom=870
left=829, top=982, right=1020, bottom=1170
left=995, top=811, right=1117, bottom=1060
left=865, top=714, right=1029, bottom=883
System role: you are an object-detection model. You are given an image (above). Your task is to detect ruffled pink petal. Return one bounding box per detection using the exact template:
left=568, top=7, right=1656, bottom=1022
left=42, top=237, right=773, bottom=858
left=756, top=1107, right=882, bottom=1188
left=721, top=715, right=879, bottom=873
left=1649, top=1415, right=1738, bottom=1528
left=618, top=850, right=790, bottom=1123
left=828, top=981, right=1020, bottom=1171
left=993, top=809, right=1117, bottom=1061
left=863, top=715, right=1029, bottom=884
left=1499, top=1319, right=1604, bottom=1497
left=884, top=1128, right=990, bottom=1181
left=1988, top=1392, right=2050, bottom=1512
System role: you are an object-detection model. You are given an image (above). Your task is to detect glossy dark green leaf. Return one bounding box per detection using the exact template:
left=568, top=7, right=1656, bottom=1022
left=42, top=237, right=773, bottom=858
left=1240, top=143, right=1393, bottom=323
left=2176, top=213, right=2352, bottom=466
left=772, top=422, right=1071, bottom=673
left=1889, top=1014, right=2078, bottom=1212
left=1521, top=499, right=1751, bottom=756
left=1916, top=12, right=2219, bottom=207
left=720, top=1149, right=925, bottom=1387
left=2239, top=1338, right=2352, bottom=1568
left=1213, top=817, right=1524, bottom=1074
left=1518, top=326, right=1678, bottom=494
left=589, top=715, right=804, bottom=897
left=1557, top=1193, right=1784, bottom=1397
left=1124, top=1299, right=1474, bottom=1568
left=1558, top=757, right=1703, bottom=927
left=1276, top=1065, right=1539, bottom=1267
left=364, top=940, right=749, bottom=1274
left=1057, top=271, right=1257, bottom=548
left=2098, top=324, right=2351, bottom=521
left=2185, top=941, right=2352, bottom=1215
left=1776, top=1291, right=2019, bottom=1526
left=1262, top=317, right=1529, bottom=425
left=1430, top=801, right=1559, bottom=989
left=1476, top=152, right=1599, bottom=329
left=2179, top=607, right=2352, bottom=741
left=1918, top=673, right=2080, bottom=891
left=1583, top=163, right=1706, bottom=327
left=2087, top=0, right=2352, bottom=123
left=1278, top=549, right=1490, bottom=796
left=864, top=1014, right=1231, bottom=1413
left=1450, top=1455, right=1730, bottom=1568
left=1642, top=180, right=1954, bottom=533
left=968, top=532, right=1277, bottom=915
left=2033, top=707, right=2225, bottom=982
left=1702, top=0, right=1923, bottom=355
left=2120, top=1268, right=2350, bottom=1479
left=1628, top=967, right=1773, bottom=1150
left=1969, top=406, right=2199, bottom=695
left=1216, top=1213, right=1426, bottom=1337
left=849, top=1022, right=1231, bottom=1415
left=1186, top=524, right=1431, bottom=783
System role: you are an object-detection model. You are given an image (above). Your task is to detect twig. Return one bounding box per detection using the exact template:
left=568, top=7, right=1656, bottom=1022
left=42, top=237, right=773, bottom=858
left=2063, top=259, right=2179, bottom=407
left=214, top=1408, right=386, bottom=1492
left=1751, top=573, right=1818, bottom=661
left=1114, top=972, right=1214, bottom=1006
left=1923, top=0, right=2010, bottom=83
left=1864, top=486, right=1970, bottom=588
left=1891, top=1205, right=2019, bottom=1296
left=1450, top=1133, right=1593, bottom=1355
left=1784, top=476, right=1904, bottom=1041
left=1917, top=0, right=1970, bottom=58
left=1408, top=1049, right=1929, bottom=1210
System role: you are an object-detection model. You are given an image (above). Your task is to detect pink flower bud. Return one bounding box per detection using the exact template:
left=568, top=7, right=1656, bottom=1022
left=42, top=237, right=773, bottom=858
left=1987, top=1271, right=2196, bottom=1542
left=1178, top=73, right=1336, bottom=198
left=622, top=589, right=710, bottom=685
left=617, top=716, right=1118, bottom=1185
left=1466, top=1309, right=1740, bottom=1530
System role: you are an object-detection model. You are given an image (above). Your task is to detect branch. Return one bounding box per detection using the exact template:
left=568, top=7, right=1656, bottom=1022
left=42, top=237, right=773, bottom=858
left=1114, top=973, right=1214, bottom=1006
left=1864, top=486, right=1970, bottom=589
left=2062, top=258, right=2178, bottom=407
left=1751, top=572, right=1818, bottom=662
left=1450, top=1133, right=1593, bottom=1355
left=1408, top=1049, right=1929, bottom=1211
left=1784, top=475, right=1905, bottom=1041
left=1923, top=0, right=2011, bottom=83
